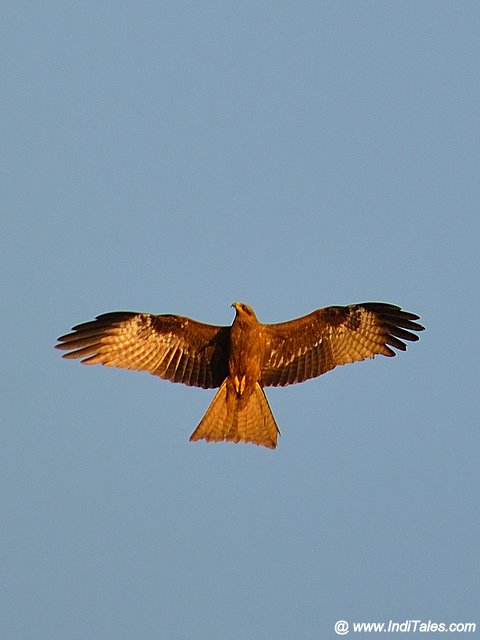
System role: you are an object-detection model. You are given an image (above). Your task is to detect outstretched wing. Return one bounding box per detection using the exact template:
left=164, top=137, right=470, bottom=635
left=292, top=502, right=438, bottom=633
left=261, top=303, right=424, bottom=387
left=55, top=312, right=230, bottom=389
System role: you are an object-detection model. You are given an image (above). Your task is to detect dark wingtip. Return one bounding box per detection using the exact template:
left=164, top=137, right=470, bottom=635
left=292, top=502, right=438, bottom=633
left=361, top=302, right=425, bottom=355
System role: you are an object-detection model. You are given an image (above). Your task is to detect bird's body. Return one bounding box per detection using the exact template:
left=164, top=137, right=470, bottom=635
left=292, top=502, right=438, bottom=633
left=56, top=301, right=424, bottom=449
left=191, top=302, right=279, bottom=447
left=229, top=303, right=262, bottom=398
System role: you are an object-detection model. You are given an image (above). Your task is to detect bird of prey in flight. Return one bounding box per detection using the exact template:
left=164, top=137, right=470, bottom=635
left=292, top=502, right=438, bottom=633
left=55, top=301, right=424, bottom=449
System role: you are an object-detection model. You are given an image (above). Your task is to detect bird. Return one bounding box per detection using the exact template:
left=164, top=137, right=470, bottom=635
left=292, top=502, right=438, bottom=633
left=55, top=301, right=424, bottom=449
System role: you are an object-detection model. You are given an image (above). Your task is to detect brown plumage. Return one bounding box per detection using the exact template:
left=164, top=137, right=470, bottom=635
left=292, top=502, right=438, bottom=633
left=55, top=301, right=424, bottom=449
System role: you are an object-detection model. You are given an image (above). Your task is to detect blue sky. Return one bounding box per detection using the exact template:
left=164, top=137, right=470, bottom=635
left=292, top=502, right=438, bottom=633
left=2, top=2, right=479, bottom=638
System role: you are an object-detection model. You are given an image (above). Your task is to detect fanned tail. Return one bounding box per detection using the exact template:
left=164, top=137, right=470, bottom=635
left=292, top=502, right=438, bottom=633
left=189, top=381, right=279, bottom=449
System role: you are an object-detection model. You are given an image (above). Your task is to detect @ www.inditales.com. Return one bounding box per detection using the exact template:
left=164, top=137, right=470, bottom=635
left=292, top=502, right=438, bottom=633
left=334, top=619, right=477, bottom=635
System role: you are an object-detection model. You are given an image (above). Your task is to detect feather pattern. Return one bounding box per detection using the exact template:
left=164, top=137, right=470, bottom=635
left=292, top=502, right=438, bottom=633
left=55, top=311, right=229, bottom=389
left=260, top=303, right=424, bottom=386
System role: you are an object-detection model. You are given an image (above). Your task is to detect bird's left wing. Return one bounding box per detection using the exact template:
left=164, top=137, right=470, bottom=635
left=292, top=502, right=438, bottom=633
left=55, top=312, right=230, bottom=388
left=260, top=303, right=424, bottom=387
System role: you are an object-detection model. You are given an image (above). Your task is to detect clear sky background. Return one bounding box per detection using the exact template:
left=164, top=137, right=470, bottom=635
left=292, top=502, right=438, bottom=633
left=2, top=2, right=479, bottom=639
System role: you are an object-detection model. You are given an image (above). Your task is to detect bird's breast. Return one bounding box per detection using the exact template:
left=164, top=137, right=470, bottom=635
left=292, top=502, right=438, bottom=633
left=228, top=324, right=263, bottom=395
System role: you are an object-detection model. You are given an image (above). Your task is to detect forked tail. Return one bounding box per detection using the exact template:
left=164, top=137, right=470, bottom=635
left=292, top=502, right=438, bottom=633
left=189, top=380, right=279, bottom=449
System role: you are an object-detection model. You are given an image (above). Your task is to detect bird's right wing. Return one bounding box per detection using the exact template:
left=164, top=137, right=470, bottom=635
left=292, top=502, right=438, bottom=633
left=55, top=312, right=230, bottom=388
left=260, top=303, right=424, bottom=387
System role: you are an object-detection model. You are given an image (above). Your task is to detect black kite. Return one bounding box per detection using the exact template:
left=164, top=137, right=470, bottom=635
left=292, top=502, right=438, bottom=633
left=55, top=302, right=424, bottom=449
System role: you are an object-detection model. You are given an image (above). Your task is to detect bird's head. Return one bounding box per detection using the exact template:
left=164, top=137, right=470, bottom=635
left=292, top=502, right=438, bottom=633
left=232, top=302, right=257, bottom=321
